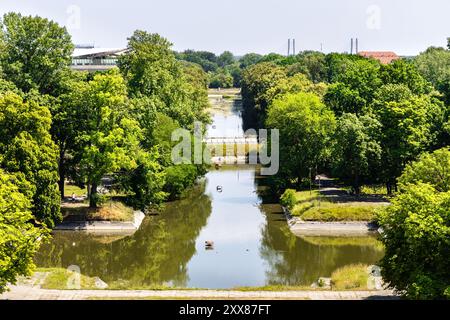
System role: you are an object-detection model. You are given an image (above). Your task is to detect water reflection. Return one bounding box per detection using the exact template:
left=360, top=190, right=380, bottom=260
left=206, top=98, right=247, bottom=138
left=36, top=183, right=212, bottom=288
left=36, top=167, right=384, bottom=289
left=36, top=95, right=384, bottom=289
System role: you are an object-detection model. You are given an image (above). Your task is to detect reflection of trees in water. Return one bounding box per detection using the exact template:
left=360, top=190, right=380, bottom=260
left=35, top=183, right=212, bottom=288
left=256, top=178, right=384, bottom=286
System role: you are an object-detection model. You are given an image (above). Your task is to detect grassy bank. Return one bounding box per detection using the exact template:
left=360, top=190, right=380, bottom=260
left=64, top=184, right=87, bottom=197
left=61, top=201, right=134, bottom=222
left=37, top=268, right=100, bottom=290
left=284, top=189, right=387, bottom=222
left=300, top=236, right=384, bottom=250
left=34, top=264, right=375, bottom=292
left=331, top=264, right=370, bottom=290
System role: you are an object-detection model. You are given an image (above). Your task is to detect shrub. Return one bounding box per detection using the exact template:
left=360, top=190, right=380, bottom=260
left=280, top=189, right=297, bottom=210
left=331, top=264, right=369, bottom=290
left=378, top=183, right=450, bottom=299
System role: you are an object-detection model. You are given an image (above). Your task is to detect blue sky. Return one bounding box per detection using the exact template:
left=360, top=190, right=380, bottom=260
left=1, top=0, right=449, bottom=55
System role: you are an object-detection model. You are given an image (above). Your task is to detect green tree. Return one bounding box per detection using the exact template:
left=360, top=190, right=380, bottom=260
left=0, top=91, right=61, bottom=226
left=331, top=113, right=382, bottom=194
left=72, top=70, right=141, bottom=208
left=399, top=147, right=450, bottom=192
left=287, top=51, right=327, bottom=83
left=372, top=85, right=445, bottom=193
left=118, top=30, right=179, bottom=98
left=265, top=73, right=327, bottom=106
left=49, top=71, right=89, bottom=198
left=378, top=181, right=450, bottom=299
left=324, top=58, right=381, bottom=116
left=266, top=92, right=336, bottom=189
left=176, top=50, right=218, bottom=72
left=0, top=170, right=45, bottom=293
left=217, top=51, right=234, bottom=67
left=119, top=30, right=208, bottom=127
left=324, top=82, right=366, bottom=116
left=239, top=53, right=263, bottom=69
left=380, top=59, right=432, bottom=95
left=414, top=46, right=450, bottom=104
left=0, top=12, right=74, bottom=95
left=225, top=63, right=243, bottom=87
left=209, top=69, right=233, bottom=88
left=241, top=62, right=287, bottom=128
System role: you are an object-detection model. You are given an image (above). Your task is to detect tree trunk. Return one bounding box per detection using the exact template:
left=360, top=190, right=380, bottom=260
left=58, top=150, right=65, bottom=200
left=353, top=173, right=360, bottom=195
left=386, top=181, right=392, bottom=196
left=89, top=183, right=98, bottom=208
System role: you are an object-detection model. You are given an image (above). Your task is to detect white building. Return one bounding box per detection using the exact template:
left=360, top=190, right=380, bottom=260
left=71, top=45, right=128, bottom=71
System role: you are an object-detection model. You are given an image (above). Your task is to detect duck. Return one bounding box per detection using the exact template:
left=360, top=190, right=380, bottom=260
left=216, top=185, right=223, bottom=192
left=205, top=240, right=214, bottom=248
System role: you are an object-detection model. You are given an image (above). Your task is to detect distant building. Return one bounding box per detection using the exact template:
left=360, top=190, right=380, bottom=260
left=71, top=45, right=127, bottom=71
left=358, top=51, right=400, bottom=64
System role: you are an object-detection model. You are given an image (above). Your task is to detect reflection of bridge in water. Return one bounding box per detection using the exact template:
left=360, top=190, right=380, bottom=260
left=203, top=136, right=258, bottom=145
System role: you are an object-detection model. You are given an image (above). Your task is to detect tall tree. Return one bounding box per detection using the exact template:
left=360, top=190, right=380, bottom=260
left=414, top=46, right=450, bottom=105
left=0, top=12, right=74, bottom=95
left=0, top=91, right=60, bottom=226
left=217, top=51, right=235, bottom=67
left=0, top=169, right=45, bottom=293
left=119, top=30, right=208, bottom=127
left=70, top=70, right=142, bottom=208
left=378, top=149, right=450, bottom=298
left=266, top=92, right=336, bottom=189
left=241, top=62, right=287, bottom=128
left=331, top=113, right=382, bottom=194
left=372, top=85, right=445, bottom=193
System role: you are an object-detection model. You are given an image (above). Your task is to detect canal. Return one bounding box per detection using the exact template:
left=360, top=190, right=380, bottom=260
left=35, top=91, right=384, bottom=289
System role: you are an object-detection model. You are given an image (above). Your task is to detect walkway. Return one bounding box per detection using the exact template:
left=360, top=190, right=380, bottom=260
left=1, top=284, right=397, bottom=300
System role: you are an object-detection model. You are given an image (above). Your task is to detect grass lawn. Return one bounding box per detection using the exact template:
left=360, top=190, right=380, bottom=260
left=37, top=268, right=99, bottom=290
left=64, top=183, right=87, bottom=197
left=300, top=236, right=384, bottom=250
left=331, top=264, right=370, bottom=290
left=289, top=190, right=386, bottom=221
left=61, top=201, right=134, bottom=222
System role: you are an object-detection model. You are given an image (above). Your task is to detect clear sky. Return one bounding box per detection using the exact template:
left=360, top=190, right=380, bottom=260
left=1, top=0, right=449, bottom=56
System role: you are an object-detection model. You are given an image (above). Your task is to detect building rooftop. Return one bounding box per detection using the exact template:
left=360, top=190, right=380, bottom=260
left=72, top=47, right=128, bottom=58
left=358, top=51, right=400, bottom=64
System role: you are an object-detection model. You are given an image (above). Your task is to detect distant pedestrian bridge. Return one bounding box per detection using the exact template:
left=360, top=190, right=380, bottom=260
left=203, top=136, right=258, bottom=145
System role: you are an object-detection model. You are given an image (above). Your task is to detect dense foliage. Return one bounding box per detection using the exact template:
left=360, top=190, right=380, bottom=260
left=0, top=170, right=45, bottom=293
left=378, top=148, right=450, bottom=299
left=238, top=45, right=450, bottom=299
left=241, top=47, right=449, bottom=195
left=0, top=13, right=210, bottom=290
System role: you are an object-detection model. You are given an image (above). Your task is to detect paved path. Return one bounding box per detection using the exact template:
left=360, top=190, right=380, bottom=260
left=1, top=283, right=397, bottom=300
left=1, top=287, right=397, bottom=300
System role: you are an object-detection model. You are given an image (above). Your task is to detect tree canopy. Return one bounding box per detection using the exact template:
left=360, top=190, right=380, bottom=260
left=0, top=12, right=74, bottom=95
left=378, top=148, right=450, bottom=299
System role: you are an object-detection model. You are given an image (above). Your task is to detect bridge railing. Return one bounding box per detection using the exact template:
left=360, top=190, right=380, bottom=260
left=203, top=137, right=259, bottom=145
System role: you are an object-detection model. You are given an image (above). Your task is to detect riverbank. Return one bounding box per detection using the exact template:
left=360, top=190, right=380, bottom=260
left=55, top=201, right=145, bottom=233
left=280, top=181, right=389, bottom=236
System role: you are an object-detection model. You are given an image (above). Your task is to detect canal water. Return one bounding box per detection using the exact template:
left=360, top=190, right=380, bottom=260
left=35, top=93, right=384, bottom=289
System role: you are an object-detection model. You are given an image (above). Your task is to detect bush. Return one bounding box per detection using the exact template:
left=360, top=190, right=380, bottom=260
left=331, top=264, right=369, bottom=290
left=38, top=268, right=100, bottom=290
left=280, top=189, right=297, bottom=209
left=377, top=183, right=450, bottom=299
left=163, top=164, right=199, bottom=200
